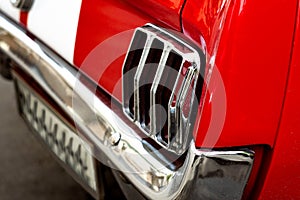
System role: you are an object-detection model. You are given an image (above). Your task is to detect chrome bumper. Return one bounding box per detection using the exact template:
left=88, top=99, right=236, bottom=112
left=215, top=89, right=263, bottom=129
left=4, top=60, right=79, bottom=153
left=0, top=14, right=254, bottom=200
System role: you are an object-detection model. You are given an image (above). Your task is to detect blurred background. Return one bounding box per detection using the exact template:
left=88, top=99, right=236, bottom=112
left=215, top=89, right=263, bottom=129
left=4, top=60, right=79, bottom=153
left=0, top=78, right=89, bottom=200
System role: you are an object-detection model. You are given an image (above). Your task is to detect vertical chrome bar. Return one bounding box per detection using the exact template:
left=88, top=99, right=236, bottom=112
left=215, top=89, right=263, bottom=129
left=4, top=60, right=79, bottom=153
left=167, top=59, right=185, bottom=147
left=122, top=29, right=148, bottom=119
left=174, top=66, right=197, bottom=152
left=150, top=44, right=171, bottom=138
left=134, top=32, right=154, bottom=122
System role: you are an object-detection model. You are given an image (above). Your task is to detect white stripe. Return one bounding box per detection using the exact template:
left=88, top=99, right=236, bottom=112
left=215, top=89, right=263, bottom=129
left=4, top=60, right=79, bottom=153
left=0, top=0, right=20, bottom=22
left=28, top=0, right=82, bottom=64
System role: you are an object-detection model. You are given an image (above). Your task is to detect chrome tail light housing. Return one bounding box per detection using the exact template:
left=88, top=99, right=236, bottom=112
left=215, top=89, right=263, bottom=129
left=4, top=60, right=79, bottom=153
left=122, top=24, right=206, bottom=154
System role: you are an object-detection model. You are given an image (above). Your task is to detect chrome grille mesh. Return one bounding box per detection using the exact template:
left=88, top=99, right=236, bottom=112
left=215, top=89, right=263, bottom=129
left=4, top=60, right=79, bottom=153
left=122, top=24, right=205, bottom=154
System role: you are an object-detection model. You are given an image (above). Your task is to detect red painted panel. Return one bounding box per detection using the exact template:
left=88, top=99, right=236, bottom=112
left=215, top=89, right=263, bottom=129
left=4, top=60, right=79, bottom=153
left=258, top=3, right=300, bottom=198
left=182, top=0, right=298, bottom=148
left=20, top=11, right=28, bottom=27
left=123, top=0, right=184, bottom=30
left=74, top=0, right=183, bottom=100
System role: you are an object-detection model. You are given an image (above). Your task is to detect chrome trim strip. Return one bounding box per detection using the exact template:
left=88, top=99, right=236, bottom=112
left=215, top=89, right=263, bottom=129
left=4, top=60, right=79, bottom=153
left=0, top=14, right=254, bottom=200
left=150, top=45, right=171, bottom=137
left=134, top=30, right=154, bottom=122
left=167, top=59, right=184, bottom=146
left=174, top=66, right=197, bottom=152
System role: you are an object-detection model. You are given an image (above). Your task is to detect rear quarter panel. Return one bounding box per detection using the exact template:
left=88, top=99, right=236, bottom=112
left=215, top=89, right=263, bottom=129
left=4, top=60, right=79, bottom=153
left=258, top=2, right=300, bottom=197
left=182, top=0, right=298, bottom=148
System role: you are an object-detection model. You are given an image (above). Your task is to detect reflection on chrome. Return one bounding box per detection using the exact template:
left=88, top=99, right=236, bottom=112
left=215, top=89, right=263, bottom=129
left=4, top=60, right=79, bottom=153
left=0, top=14, right=254, bottom=200
left=122, top=24, right=205, bottom=155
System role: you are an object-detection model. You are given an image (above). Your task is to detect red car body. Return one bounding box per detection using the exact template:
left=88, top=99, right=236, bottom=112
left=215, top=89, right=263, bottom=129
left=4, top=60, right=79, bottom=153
left=0, top=0, right=299, bottom=199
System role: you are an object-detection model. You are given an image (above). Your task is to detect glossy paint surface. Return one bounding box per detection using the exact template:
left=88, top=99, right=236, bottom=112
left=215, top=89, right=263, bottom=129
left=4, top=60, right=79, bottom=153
left=74, top=0, right=183, bottom=100
left=258, top=3, right=300, bottom=198
left=123, top=0, right=184, bottom=30
left=1, top=0, right=83, bottom=64
left=182, top=0, right=298, bottom=148
left=27, top=0, right=82, bottom=64
left=20, top=11, right=28, bottom=26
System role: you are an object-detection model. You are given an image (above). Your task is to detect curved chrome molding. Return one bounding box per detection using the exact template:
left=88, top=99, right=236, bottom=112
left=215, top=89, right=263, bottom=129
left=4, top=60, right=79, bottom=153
left=0, top=14, right=253, bottom=200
